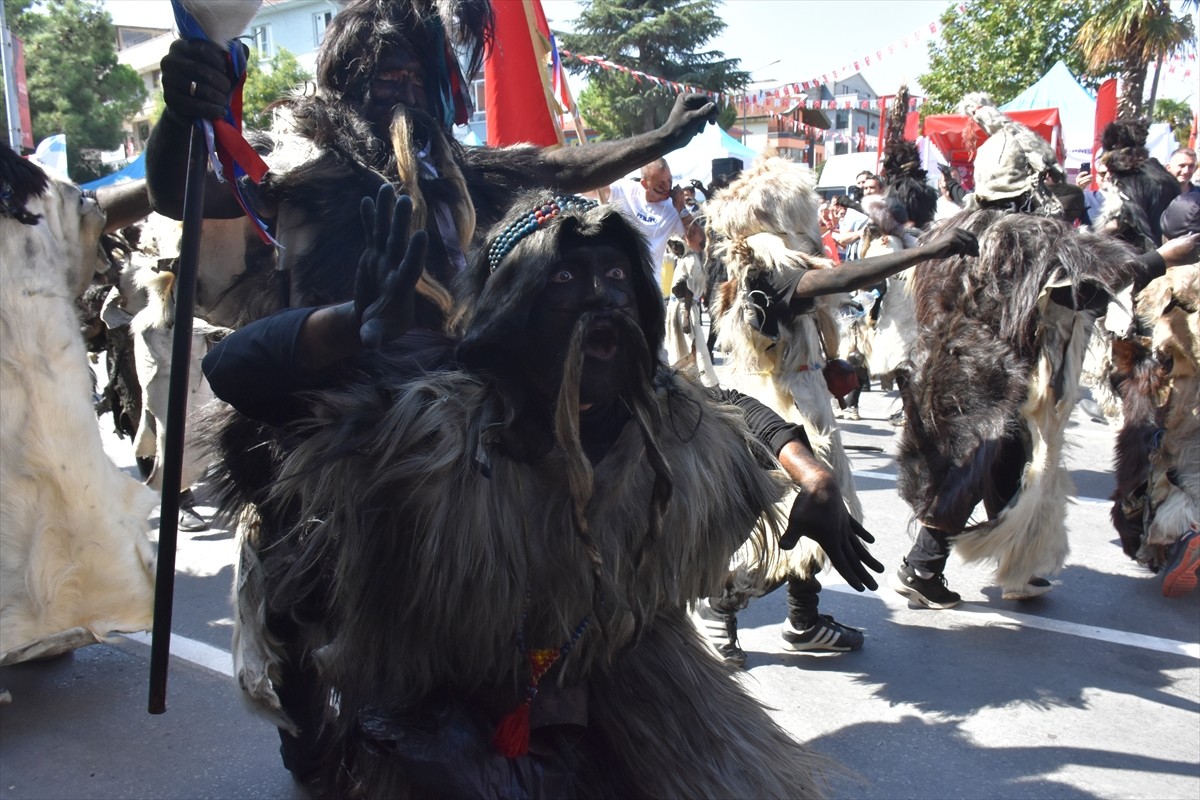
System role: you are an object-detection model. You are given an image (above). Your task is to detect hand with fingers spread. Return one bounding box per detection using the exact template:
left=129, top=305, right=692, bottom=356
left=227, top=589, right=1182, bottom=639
left=355, top=185, right=428, bottom=350
left=775, top=440, right=884, bottom=591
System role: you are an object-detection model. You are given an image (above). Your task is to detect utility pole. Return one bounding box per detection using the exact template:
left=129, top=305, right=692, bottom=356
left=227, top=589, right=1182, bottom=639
left=1, top=1, right=25, bottom=151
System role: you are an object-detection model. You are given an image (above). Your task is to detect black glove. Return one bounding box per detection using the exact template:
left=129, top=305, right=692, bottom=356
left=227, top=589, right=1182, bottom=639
left=355, top=185, right=428, bottom=350
left=780, top=483, right=883, bottom=592
left=160, top=38, right=246, bottom=122
left=925, top=227, right=979, bottom=260
left=661, top=92, right=718, bottom=150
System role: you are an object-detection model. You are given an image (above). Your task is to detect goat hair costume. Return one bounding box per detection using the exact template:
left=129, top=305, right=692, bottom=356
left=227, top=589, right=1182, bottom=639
left=207, top=196, right=827, bottom=797
left=0, top=148, right=156, bottom=669
left=1109, top=265, right=1200, bottom=571
left=705, top=156, right=861, bottom=593
left=897, top=208, right=1139, bottom=592
left=664, top=238, right=718, bottom=387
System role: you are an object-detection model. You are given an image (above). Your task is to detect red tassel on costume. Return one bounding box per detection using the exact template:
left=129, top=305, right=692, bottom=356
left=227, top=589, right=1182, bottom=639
left=492, top=701, right=531, bottom=758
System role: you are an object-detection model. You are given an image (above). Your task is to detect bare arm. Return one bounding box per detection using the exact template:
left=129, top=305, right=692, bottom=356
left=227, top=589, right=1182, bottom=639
left=794, top=227, right=979, bottom=298
left=92, top=180, right=152, bottom=234
left=533, top=93, right=718, bottom=192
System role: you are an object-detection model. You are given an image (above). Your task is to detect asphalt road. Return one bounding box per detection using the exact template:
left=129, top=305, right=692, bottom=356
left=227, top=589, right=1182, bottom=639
left=1, top=373, right=1197, bottom=800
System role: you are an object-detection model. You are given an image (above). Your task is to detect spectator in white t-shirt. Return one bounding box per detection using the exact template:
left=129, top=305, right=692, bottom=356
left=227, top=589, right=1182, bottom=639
left=601, top=158, right=700, bottom=295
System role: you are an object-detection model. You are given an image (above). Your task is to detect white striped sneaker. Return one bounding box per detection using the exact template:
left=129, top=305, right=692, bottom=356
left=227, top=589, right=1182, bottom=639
left=781, top=614, right=864, bottom=652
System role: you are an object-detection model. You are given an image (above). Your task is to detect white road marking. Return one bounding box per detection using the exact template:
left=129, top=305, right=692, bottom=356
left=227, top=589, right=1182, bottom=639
left=826, top=582, right=1200, bottom=660
left=122, top=631, right=234, bottom=678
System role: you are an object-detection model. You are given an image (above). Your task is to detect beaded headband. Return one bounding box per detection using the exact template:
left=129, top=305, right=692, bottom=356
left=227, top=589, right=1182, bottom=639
left=487, top=195, right=599, bottom=273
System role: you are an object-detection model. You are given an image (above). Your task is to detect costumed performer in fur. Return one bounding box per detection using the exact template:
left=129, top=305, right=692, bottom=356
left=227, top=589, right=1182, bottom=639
left=856, top=86, right=940, bottom=396
left=664, top=234, right=719, bottom=387
left=145, top=0, right=719, bottom=329
left=199, top=186, right=882, bottom=797
left=697, top=156, right=978, bottom=663
left=1078, top=120, right=1182, bottom=421
left=1108, top=191, right=1200, bottom=598
left=891, top=94, right=1144, bottom=608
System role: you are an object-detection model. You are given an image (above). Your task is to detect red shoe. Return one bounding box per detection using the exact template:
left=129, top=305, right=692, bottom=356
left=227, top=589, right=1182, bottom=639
left=1161, top=530, right=1200, bottom=599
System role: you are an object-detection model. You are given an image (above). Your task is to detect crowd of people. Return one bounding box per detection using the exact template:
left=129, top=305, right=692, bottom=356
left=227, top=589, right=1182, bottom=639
left=3, top=0, right=1197, bottom=796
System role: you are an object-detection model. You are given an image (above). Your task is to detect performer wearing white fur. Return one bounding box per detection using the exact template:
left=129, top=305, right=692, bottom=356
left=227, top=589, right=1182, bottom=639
left=700, top=156, right=977, bottom=659
left=0, top=147, right=157, bottom=672
left=664, top=236, right=718, bottom=386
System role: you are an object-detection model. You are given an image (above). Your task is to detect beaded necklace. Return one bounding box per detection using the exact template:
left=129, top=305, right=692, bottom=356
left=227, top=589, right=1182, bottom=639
left=492, top=597, right=591, bottom=758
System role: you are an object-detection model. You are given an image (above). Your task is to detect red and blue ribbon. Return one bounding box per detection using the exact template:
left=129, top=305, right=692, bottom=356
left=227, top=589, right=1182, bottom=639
left=170, top=0, right=276, bottom=245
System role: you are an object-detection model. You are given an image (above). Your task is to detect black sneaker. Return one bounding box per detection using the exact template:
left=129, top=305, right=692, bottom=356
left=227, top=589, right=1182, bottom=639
left=781, top=614, right=864, bottom=652
left=695, top=600, right=747, bottom=668
left=891, top=561, right=961, bottom=609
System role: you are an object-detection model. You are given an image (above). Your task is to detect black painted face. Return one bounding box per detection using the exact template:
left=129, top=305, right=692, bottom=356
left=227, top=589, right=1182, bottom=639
left=364, top=42, right=427, bottom=138
left=517, top=242, right=643, bottom=406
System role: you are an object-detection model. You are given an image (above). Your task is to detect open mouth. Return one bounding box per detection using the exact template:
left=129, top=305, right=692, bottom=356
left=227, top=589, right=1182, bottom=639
left=584, top=319, right=619, bottom=360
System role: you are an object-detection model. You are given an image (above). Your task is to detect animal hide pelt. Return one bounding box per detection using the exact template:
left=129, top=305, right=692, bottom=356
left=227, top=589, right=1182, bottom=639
left=898, top=209, right=1139, bottom=591
left=1109, top=265, right=1200, bottom=569
left=0, top=153, right=156, bottom=667
left=212, top=364, right=825, bottom=797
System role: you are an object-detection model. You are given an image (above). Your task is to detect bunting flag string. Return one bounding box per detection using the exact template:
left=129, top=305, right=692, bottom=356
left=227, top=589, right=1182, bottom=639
left=559, top=3, right=966, bottom=106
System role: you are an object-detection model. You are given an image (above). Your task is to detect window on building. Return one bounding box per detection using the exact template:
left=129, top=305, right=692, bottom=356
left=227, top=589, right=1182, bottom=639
left=471, top=77, right=486, bottom=119
left=835, top=110, right=849, bottom=130
left=313, top=11, right=333, bottom=46
left=137, top=121, right=151, bottom=144
left=251, top=25, right=272, bottom=58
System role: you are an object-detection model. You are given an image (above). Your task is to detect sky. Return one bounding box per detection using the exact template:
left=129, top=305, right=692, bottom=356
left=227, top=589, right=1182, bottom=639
left=105, top=0, right=1196, bottom=105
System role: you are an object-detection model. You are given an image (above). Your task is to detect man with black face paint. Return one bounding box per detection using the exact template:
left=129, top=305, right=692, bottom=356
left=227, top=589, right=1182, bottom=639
left=201, top=185, right=880, bottom=796
left=145, top=0, right=719, bottom=326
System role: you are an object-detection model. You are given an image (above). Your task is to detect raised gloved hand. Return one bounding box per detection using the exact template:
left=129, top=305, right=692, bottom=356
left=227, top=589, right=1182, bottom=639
left=923, top=226, right=979, bottom=260
left=160, top=38, right=244, bottom=123
left=355, top=185, right=428, bottom=350
left=661, top=92, right=719, bottom=150
left=780, top=476, right=883, bottom=592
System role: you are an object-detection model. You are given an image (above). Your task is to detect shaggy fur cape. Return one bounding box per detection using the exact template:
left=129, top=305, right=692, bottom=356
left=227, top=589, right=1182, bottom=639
left=210, top=196, right=827, bottom=797
left=1109, top=265, right=1200, bottom=568
left=0, top=149, right=156, bottom=667
left=898, top=209, right=1138, bottom=590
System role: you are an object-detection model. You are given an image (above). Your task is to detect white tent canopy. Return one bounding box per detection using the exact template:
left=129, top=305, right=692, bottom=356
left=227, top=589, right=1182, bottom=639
left=1000, top=60, right=1096, bottom=166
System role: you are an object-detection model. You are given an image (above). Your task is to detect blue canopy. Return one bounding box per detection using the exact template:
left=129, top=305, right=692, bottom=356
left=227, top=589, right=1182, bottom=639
left=80, top=152, right=146, bottom=190
left=1000, top=61, right=1096, bottom=164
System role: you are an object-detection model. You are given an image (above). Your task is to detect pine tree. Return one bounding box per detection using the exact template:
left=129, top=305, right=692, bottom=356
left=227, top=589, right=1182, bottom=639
left=8, top=0, right=146, bottom=181
left=559, top=0, right=746, bottom=139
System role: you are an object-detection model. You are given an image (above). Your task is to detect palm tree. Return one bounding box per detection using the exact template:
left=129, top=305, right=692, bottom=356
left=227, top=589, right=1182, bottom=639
left=1075, top=0, right=1196, bottom=119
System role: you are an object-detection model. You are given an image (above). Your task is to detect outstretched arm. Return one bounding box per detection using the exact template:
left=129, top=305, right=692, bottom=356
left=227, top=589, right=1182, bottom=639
left=793, top=226, right=979, bottom=298
left=534, top=93, right=718, bottom=192
left=713, top=388, right=883, bottom=591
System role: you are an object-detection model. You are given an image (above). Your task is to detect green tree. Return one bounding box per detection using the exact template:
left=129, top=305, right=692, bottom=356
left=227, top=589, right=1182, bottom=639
left=1153, top=97, right=1194, bottom=148
left=559, top=0, right=747, bottom=139
left=1075, top=0, right=1194, bottom=120
left=919, top=0, right=1095, bottom=114
left=8, top=0, right=145, bottom=182
left=242, top=47, right=312, bottom=131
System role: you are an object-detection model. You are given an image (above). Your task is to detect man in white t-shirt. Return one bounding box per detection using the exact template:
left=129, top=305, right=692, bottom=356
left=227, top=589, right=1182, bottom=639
left=601, top=158, right=700, bottom=295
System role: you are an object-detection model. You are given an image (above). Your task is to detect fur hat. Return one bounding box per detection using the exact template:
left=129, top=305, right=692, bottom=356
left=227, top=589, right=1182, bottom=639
left=959, top=93, right=1062, bottom=205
